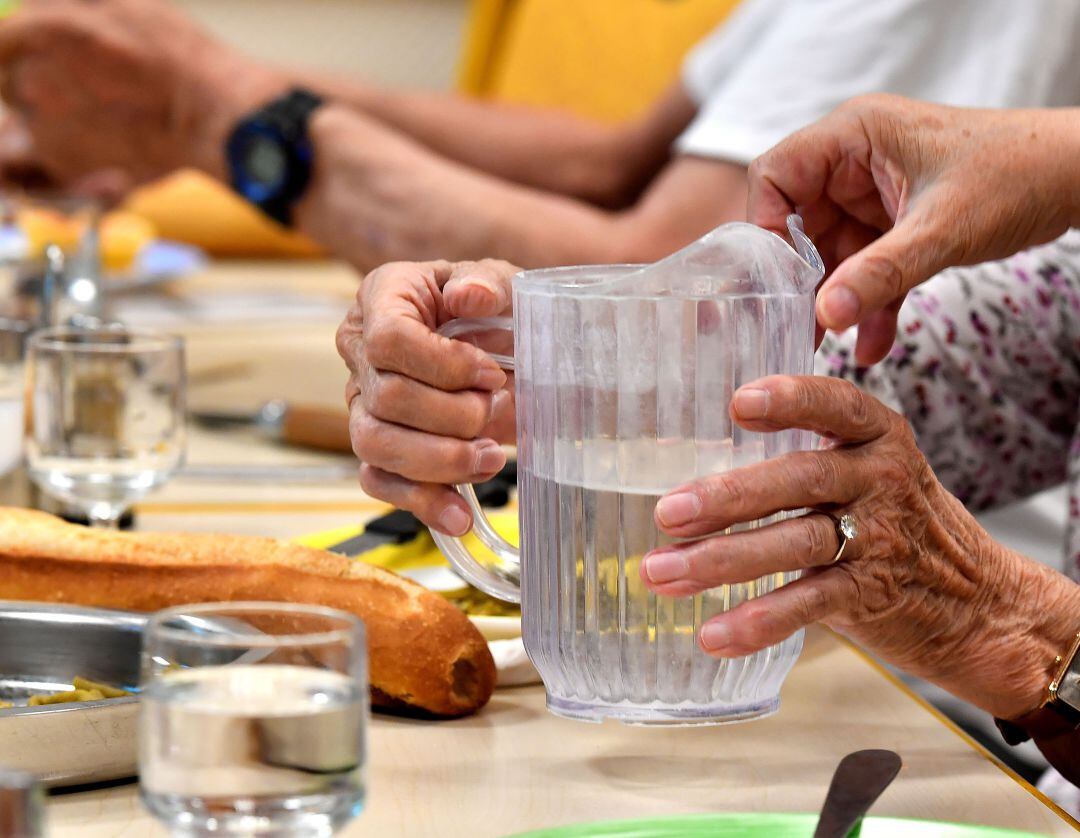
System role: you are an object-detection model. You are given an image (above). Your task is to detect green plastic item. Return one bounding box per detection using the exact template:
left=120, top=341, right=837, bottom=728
left=505, top=813, right=1049, bottom=838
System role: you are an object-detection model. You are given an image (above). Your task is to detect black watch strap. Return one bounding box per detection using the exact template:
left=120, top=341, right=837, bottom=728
left=226, top=88, right=324, bottom=226
left=259, top=89, right=323, bottom=143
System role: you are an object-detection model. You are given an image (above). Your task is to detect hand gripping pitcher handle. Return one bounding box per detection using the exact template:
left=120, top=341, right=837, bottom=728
left=430, top=316, right=522, bottom=604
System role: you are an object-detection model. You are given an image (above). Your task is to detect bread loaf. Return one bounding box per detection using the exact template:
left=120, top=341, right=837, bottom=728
left=0, top=508, right=495, bottom=717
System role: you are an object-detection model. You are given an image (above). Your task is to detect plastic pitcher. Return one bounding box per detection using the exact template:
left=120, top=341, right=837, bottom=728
left=433, top=217, right=824, bottom=724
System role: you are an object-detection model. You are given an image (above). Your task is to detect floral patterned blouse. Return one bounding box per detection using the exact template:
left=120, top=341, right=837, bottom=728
left=815, top=230, right=1080, bottom=581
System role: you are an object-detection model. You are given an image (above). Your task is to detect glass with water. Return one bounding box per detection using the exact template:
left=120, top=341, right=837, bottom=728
left=139, top=602, right=368, bottom=837
left=25, top=325, right=185, bottom=527
left=434, top=218, right=823, bottom=724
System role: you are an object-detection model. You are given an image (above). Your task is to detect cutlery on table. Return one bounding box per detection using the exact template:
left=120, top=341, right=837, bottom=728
left=813, top=749, right=902, bottom=838
left=191, top=399, right=353, bottom=454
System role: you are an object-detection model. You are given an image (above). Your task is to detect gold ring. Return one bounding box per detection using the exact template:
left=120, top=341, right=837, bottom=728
left=827, top=512, right=858, bottom=564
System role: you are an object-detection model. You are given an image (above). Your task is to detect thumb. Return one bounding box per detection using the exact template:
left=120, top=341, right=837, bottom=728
left=442, top=259, right=517, bottom=319
left=816, top=207, right=957, bottom=332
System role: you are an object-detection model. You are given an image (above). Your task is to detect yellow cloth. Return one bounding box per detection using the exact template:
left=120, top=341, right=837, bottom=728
left=459, top=0, right=742, bottom=121
left=295, top=509, right=519, bottom=591
left=122, top=171, right=323, bottom=259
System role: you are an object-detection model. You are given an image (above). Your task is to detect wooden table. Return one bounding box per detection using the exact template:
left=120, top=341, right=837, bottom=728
left=40, top=262, right=1080, bottom=836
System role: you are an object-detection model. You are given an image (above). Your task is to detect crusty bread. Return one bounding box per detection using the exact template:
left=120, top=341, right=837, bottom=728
left=0, top=508, right=495, bottom=717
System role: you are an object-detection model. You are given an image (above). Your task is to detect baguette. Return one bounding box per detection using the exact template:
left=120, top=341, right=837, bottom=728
left=0, top=508, right=495, bottom=717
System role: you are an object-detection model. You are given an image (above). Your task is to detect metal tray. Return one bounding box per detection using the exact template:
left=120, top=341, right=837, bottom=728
left=0, top=602, right=145, bottom=786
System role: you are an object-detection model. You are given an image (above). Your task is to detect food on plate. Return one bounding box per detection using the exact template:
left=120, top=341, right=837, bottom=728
left=0, top=508, right=496, bottom=717
left=24, top=677, right=131, bottom=707
left=72, top=676, right=130, bottom=698
left=15, top=207, right=157, bottom=271
left=29, top=689, right=104, bottom=706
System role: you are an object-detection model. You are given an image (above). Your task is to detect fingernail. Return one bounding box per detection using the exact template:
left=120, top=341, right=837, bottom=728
left=474, top=366, right=506, bottom=391
left=487, top=388, right=511, bottom=425
left=643, top=550, right=689, bottom=583
left=700, top=622, right=732, bottom=652
left=820, top=285, right=861, bottom=328
left=474, top=441, right=506, bottom=476
left=460, top=278, right=498, bottom=308
left=733, top=387, right=769, bottom=419
left=656, top=492, right=701, bottom=528
left=437, top=505, right=471, bottom=536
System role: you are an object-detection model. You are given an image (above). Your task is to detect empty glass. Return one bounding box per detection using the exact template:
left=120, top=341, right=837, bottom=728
left=25, top=325, right=185, bottom=527
left=139, top=603, right=368, bottom=837
left=434, top=218, right=823, bottom=725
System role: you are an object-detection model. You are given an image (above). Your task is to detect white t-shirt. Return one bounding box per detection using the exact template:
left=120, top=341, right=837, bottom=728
left=677, top=0, right=1080, bottom=164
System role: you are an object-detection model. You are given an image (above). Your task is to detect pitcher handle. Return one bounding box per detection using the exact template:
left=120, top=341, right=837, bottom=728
left=430, top=316, right=522, bottom=604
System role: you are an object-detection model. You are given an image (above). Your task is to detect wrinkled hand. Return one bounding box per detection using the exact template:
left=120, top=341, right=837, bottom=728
left=0, top=0, right=283, bottom=187
left=336, top=260, right=519, bottom=535
left=640, top=375, right=1076, bottom=720
left=749, top=94, right=1080, bottom=364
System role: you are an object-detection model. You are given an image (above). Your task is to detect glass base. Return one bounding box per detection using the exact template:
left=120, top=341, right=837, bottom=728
left=141, top=789, right=364, bottom=837
left=545, top=693, right=780, bottom=726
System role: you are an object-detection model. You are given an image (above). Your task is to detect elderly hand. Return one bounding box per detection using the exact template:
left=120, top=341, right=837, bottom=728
left=640, top=375, right=1080, bottom=721
left=0, top=0, right=283, bottom=188
left=749, top=95, right=1080, bottom=364
left=336, top=260, right=519, bottom=535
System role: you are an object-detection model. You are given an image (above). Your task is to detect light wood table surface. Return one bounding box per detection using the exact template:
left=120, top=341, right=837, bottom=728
left=39, top=262, right=1080, bottom=836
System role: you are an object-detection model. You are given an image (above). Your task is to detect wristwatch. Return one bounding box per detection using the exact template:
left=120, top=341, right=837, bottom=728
left=225, top=88, right=324, bottom=226
left=996, top=630, right=1080, bottom=746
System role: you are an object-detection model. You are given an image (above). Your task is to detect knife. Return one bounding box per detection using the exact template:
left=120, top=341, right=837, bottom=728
left=191, top=400, right=353, bottom=454
left=813, top=749, right=902, bottom=838
left=327, top=461, right=517, bottom=557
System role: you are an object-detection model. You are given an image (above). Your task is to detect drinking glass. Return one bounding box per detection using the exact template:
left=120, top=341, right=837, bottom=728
left=0, top=194, right=103, bottom=327
left=0, top=318, right=30, bottom=477
left=139, top=603, right=369, bottom=837
left=25, top=325, right=185, bottom=527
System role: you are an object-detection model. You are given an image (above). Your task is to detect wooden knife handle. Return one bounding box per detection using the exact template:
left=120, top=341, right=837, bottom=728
left=281, top=404, right=354, bottom=454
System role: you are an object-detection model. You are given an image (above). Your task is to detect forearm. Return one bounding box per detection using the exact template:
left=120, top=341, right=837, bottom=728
left=295, top=106, right=632, bottom=268
left=284, top=68, right=688, bottom=207
left=187, top=95, right=743, bottom=270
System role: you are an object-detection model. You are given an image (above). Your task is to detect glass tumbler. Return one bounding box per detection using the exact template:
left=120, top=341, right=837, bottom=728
left=0, top=317, right=30, bottom=477
left=26, top=325, right=185, bottom=527
left=139, top=602, right=369, bottom=837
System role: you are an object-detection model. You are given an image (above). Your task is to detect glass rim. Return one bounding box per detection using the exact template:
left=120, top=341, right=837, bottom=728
left=28, top=325, right=183, bottom=355
left=144, top=601, right=364, bottom=649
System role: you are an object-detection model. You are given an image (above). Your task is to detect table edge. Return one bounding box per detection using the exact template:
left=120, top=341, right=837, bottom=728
left=835, top=629, right=1080, bottom=830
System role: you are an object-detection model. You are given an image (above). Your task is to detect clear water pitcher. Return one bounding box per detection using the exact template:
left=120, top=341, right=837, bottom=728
left=434, top=217, right=823, bottom=725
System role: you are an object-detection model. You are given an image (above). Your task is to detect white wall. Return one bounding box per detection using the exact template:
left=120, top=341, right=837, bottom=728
left=174, top=0, right=469, bottom=90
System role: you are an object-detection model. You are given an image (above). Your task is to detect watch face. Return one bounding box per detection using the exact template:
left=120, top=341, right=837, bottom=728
left=246, top=135, right=288, bottom=187
left=1058, top=658, right=1080, bottom=710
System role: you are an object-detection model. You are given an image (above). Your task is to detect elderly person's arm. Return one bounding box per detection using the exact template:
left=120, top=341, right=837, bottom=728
left=817, top=232, right=1080, bottom=517
left=750, top=95, right=1080, bottom=364
left=0, top=0, right=745, bottom=269
left=638, top=375, right=1080, bottom=783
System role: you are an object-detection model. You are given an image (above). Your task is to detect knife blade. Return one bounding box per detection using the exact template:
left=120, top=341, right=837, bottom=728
left=191, top=400, right=353, bottom=454
left=328, top=462, right=517, bottom=557
left=813, top=749, right=902, bottom=838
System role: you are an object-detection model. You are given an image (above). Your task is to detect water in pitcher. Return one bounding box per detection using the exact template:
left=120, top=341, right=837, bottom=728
left=519, top=438, right=802, bottom=725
